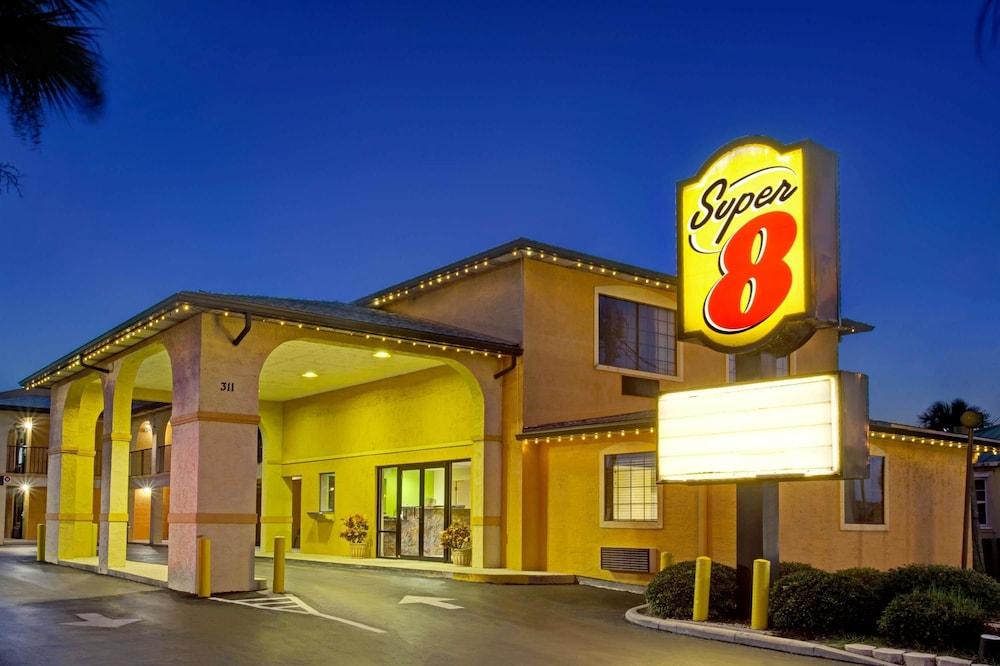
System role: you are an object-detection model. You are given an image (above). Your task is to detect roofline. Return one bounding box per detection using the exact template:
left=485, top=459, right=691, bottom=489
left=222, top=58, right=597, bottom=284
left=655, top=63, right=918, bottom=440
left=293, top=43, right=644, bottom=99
left=20, top=291, right=521, bottom=389
left=516, top=413, right=1000, bottom=445
left=353, top=237, right=678, bottom=307
left=0, top=405, right=49, bottom=414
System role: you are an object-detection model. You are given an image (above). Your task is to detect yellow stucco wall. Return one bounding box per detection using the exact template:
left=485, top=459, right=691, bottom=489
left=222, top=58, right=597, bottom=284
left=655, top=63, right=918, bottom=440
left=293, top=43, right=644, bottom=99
left=780, top=438, right=967, bottom=570
left=279, top=365, right=480, bottom=557
left=522, top=259, right=706, bottom=427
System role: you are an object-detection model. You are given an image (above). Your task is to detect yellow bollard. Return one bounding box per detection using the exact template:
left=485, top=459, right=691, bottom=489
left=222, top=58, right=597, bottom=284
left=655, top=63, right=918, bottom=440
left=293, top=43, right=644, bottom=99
left=659, top=551, right=674, bottom=571
left=36, top=523, right=45, bottom=561
left=692, top=556, right=711, bottom=621
left=273, top=536, right=286, bottom=593
left=751, top=559, right=771, bottom=630
left=197, top=536, right=211, bottom=598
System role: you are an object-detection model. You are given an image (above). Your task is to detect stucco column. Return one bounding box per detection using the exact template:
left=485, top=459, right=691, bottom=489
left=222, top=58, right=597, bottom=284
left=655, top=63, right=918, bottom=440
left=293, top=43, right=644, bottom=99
left=258, top=402, right=290, bottom=553
left=163, top=313, right=273, bottom=594
left=471, top=436, right=502, bottom=568
left=98, top=430, right=130, bottom=571
left=167, top=413, right=260, bottom=593
left=45, top=380, right=101, bottom=563
left=127, top=485, right=135, bottom=542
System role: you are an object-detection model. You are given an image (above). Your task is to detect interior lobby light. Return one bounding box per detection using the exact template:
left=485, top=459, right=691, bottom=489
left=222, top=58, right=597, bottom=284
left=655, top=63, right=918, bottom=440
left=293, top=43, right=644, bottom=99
left=21, top=418, right=32, bottom=432
left=140, top=486, right=152, bottom=496
left=301, top=371, right=319, bottom=378
left=373, top=350, right=392, bottom=359
left=19, top=483, right=30, bottom=494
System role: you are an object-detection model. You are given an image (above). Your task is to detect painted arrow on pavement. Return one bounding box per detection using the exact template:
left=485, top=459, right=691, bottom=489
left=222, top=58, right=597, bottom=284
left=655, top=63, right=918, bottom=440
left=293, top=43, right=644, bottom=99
left=61, top=613, right=141, bottom=628
left=398, top=595, right=463, bottom=610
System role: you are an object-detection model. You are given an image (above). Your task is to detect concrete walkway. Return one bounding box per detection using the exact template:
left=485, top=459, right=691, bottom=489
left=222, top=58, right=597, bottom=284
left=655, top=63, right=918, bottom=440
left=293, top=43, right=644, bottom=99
left=60, top=556, right=169, bottom=588
left=254, top=549, right=577, bottom=584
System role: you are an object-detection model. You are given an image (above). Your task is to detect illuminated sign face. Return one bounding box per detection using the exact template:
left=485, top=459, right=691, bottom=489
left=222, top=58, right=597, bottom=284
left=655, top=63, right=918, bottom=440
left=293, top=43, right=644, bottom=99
left=657, top=372, right=868, bottom=483
left=678, top=138, right=838, bottom=354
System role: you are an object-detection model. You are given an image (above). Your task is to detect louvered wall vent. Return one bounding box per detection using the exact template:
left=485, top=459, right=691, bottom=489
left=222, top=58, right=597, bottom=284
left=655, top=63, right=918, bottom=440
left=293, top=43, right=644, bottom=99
left=600, top=547, right=658, bottom=573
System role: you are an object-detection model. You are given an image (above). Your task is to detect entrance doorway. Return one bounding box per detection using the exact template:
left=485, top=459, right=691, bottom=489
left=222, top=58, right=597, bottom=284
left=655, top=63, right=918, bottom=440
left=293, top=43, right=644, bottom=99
left=10, top=490, right=24, bottom=540
left=377, top=460, right=471, bottom=561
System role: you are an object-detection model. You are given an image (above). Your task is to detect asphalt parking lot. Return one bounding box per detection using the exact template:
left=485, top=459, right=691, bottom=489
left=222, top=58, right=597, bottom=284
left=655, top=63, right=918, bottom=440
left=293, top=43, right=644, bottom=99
left=0, top=545, right=827, bottom=665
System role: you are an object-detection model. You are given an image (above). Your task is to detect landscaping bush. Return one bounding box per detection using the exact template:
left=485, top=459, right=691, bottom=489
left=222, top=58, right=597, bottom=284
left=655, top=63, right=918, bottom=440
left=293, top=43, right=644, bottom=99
left=878, top=588, right=987, bottom=652
left=882, top=564, right=1000, bottom=616
left=770, top=569, right=883, bottom=635
left=645, top=560, right=739, bottom=621
left=773, top=561, right=816, bottom=583
left=839, top=567, right=890, bottom=609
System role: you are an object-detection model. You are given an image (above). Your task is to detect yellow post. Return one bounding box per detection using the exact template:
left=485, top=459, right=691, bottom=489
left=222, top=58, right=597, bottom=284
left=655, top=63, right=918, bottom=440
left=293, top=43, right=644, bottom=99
left=751, top=559, right=771, bottom=630
left=692, top=556, right=711, bottom=621
left=273, top=535, right=286, bottom=593
left=659, top=551, right=674, bottom=571
left=197, top=536, right=211, bottom=598
left=36, top=523, right=45, bottom=561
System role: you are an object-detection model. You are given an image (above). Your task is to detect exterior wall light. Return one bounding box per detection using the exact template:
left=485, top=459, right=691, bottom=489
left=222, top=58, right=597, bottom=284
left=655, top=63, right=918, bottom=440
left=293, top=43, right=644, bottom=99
left=140, top=486, right=152, bottom=497
left=21, top=418, right=33, bottom=432
left=19, top=483, right=30, bottom=494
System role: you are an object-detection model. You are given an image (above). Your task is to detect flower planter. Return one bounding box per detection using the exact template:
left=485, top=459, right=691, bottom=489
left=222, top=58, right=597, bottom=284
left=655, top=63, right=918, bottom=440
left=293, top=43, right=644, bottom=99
left=350, top=542, right=368, bottom=559
left=450, top=548, right=472, bottom=566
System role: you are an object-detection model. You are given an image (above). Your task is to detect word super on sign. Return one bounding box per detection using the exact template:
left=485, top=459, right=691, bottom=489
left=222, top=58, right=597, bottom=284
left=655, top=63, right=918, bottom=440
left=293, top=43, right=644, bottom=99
left=677, top=137, right=840, bottom=355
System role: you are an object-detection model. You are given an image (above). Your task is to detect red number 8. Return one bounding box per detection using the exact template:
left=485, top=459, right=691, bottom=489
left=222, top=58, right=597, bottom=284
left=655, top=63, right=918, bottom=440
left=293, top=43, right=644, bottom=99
left=704, top=211, right=797, bottom=334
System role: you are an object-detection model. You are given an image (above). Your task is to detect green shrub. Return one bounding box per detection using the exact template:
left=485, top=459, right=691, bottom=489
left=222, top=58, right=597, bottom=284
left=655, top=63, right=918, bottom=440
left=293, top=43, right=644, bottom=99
left=878, top=588, right=987, bottom=651
left=770, top=569, right=883, bottom=635
left=774, top=561, right=816, bottom=583
left=645, top=560, right=739, bottom=621
left=883, top=564, right=1000, bottom=615
left=839, top=567, right=890, bottom=608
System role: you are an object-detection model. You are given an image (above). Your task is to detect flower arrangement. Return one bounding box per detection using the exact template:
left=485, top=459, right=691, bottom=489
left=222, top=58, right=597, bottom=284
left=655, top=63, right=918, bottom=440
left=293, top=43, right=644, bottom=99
left=339, top=514, right=369, bottom=544
left=440, top=521, right=471, bottom=550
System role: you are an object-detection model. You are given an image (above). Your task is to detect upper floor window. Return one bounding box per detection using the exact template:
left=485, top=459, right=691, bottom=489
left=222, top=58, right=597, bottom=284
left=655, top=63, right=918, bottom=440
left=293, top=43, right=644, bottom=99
left=604, top=452, right=658, bottom=522
left=598, top=295, right=676, bottom=376
left=844, top=455, right=885, bottom=525
left=976, top=477, right=989, bottom=527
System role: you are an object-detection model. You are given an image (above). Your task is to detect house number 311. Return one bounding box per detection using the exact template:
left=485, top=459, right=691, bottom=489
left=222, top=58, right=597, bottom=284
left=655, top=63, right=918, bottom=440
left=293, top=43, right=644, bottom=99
left=220, top=382, right=235, bottom=392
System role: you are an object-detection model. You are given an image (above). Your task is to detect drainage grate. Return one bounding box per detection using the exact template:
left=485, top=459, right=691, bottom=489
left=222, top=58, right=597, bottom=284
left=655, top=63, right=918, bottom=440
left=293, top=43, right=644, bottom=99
left=600, top=547, right=657, bottom=573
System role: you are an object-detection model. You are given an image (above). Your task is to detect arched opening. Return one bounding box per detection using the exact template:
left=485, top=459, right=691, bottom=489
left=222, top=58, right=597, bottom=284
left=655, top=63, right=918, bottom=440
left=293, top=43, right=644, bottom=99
left=256, top=337, right=485, bottom=564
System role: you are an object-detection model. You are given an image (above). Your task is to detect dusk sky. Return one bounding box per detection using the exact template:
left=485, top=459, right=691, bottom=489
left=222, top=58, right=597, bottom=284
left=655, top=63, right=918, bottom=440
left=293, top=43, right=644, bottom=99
left=1, top=1, right=997, bottom=424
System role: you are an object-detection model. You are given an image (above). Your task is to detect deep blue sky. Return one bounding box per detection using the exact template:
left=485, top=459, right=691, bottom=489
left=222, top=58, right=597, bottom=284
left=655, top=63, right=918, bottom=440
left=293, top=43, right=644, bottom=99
left=1, top=1, right=997, bottom=423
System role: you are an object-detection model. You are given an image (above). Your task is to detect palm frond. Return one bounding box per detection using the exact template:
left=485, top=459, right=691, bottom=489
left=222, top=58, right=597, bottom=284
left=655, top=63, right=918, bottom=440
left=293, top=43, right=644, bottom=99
left=0, top=0, right=105, bottom=143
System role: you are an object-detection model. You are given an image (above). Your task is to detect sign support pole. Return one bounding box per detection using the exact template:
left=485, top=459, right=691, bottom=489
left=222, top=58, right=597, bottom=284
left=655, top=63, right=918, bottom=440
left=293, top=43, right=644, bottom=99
left=734, top=352, right=780, bottom=618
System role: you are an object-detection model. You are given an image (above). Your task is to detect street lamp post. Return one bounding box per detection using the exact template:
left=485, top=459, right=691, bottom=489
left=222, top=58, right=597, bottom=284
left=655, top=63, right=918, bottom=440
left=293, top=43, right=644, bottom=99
left=961, top=410, right=985, bottom=571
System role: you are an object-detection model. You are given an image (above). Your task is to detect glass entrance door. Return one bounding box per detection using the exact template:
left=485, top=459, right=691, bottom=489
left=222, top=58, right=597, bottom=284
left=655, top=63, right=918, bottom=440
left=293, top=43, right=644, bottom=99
left=377, top=460, right=467, bottom=561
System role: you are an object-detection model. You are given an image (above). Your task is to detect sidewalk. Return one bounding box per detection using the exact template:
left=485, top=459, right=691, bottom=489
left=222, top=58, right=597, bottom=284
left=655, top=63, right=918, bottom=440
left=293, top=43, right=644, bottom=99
left=60, top=556, right=169, bottom=588
left=254, top=549, right=577, bottom=585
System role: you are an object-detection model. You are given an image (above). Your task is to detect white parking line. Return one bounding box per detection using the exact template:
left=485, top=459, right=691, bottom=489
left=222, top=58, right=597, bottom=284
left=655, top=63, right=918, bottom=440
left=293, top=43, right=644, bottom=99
left=211, top=594, right=386, bottom=633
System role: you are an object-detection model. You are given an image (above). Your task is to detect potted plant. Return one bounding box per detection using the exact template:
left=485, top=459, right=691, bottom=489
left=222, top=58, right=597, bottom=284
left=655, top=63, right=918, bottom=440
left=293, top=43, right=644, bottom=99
left=340, top=514, right=370, bottom=558
left=441, top=520, right=472, bottom=566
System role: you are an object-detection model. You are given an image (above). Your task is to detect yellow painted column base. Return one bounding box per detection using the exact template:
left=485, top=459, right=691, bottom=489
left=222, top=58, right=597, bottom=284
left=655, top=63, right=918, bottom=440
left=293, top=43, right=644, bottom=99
left=99, top=521, right=128, bottom=571
left=56, top=519, right=99, bottom=560
left=259, top=519, right=292, bottom=554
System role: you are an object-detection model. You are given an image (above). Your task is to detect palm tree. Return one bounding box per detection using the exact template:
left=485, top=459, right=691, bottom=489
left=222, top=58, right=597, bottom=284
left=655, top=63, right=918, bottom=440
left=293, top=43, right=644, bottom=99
left=0, top=0, right=105, bottom=194
left=918, top=398, right=994, bottom=433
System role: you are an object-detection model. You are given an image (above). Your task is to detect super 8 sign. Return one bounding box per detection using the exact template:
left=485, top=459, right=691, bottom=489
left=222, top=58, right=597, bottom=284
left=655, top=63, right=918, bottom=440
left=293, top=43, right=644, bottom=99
left=677, top=137, right=840, bottom=355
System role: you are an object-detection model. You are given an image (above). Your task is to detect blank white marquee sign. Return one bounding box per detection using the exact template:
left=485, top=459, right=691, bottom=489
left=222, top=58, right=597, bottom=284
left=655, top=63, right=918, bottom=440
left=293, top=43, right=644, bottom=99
left=657, top=372, right=868, bottom=483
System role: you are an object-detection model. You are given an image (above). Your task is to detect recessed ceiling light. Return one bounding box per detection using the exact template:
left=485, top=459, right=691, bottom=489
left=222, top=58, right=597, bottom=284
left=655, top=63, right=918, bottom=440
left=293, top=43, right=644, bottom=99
left=301, top=371, right=318, bottom=378
left=373, top=350, right=391, bottom=359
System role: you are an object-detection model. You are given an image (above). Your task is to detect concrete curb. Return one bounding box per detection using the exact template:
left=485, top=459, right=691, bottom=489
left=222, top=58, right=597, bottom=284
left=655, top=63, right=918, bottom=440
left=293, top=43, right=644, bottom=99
left=254, top=553, right=577, bottom=585
left=624, top=604, right=889, bottom=665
